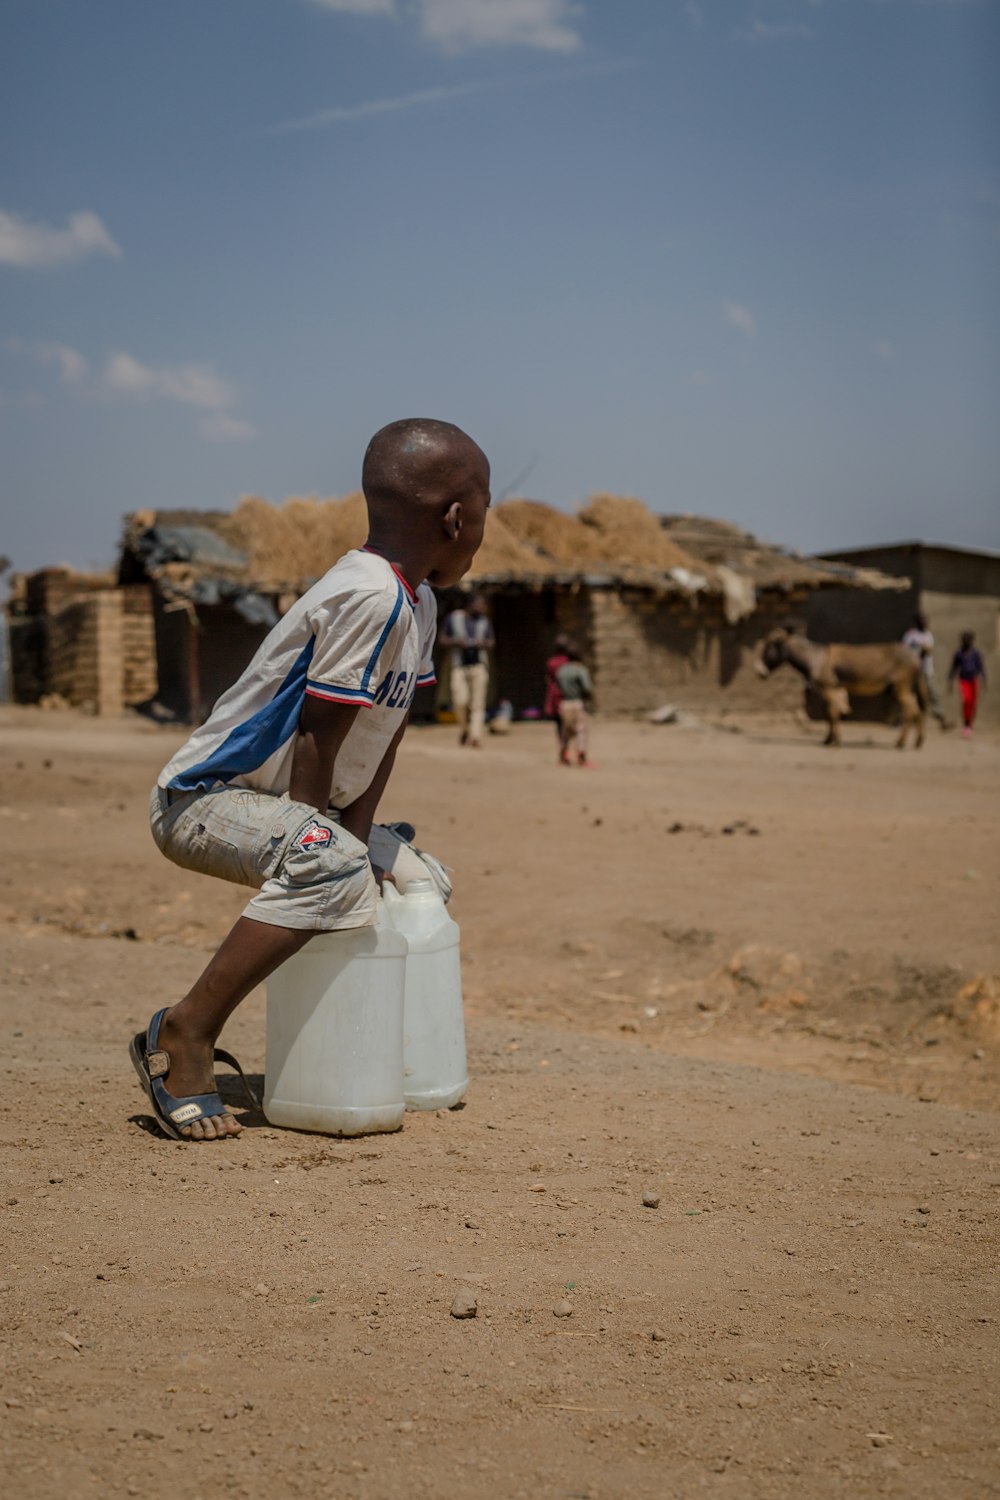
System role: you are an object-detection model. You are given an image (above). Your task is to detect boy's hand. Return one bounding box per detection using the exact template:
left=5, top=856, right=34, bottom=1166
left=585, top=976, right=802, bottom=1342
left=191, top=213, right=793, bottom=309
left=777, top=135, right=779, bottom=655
left=370, top=863, right=397, bottom=891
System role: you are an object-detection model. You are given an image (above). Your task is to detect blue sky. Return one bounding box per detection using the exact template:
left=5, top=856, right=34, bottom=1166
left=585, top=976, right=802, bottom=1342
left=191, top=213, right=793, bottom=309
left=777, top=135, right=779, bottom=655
left=1, top=0, right=997, bottom=575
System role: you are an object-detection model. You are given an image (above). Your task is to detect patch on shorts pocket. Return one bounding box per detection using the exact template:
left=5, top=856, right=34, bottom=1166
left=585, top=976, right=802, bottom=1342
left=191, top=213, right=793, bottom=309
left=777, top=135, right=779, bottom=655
left=294, top=820, right=333, bottom=852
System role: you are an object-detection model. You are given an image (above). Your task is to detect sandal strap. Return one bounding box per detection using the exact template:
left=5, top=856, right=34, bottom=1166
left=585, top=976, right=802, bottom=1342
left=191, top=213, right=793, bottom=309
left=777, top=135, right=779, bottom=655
left=213, top=1047, right=260, bottom=1111
left=150, top=1077, right=231, bottom=1128
left=146, top=1006, right=170, bottom=1052
left=141, top=1009, right=258, bottom=1112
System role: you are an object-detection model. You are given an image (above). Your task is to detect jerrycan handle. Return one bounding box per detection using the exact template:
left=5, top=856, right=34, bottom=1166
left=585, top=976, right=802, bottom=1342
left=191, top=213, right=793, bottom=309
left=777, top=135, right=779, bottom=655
left=382, top=876, right=436, bottom=908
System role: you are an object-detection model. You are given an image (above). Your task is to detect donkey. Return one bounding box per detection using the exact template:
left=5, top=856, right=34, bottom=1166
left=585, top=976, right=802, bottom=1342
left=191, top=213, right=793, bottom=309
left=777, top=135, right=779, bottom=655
left=756, top=627, right=927, bottom=748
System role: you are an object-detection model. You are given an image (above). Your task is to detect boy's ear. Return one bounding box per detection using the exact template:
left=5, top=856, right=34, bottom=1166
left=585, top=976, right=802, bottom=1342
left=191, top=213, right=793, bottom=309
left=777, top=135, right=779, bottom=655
left=443, top=500, right=463, bottom=540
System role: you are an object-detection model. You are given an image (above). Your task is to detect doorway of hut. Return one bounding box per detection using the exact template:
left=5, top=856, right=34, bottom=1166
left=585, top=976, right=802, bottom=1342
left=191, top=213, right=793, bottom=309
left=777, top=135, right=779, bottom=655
left=485, top=586, right=569, bottom=720
left=152, top=598, right=271, bottom=723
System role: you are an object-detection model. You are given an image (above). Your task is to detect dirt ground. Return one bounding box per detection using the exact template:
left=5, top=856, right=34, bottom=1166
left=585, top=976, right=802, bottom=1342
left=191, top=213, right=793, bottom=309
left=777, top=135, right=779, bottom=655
left=1, top=706, right=998, bottom=1499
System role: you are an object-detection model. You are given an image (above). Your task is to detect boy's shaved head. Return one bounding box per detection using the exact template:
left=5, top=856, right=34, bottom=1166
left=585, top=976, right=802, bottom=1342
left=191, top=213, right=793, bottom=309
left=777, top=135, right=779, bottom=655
left=363, top=418, right=485, bottom=510
left=361, top=417, right=491, bottom=589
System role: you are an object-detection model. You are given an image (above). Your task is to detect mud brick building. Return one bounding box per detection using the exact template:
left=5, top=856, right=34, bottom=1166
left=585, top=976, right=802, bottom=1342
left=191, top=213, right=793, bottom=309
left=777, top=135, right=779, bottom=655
left=6, top=567, right=157, bottom=716
left=466, top=509, right=904, bottom=718
left=5, top=496, right=904, bottom=723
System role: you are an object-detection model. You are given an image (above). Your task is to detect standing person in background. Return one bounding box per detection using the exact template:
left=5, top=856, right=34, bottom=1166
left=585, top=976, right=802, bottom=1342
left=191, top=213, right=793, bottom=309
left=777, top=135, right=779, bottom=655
left=948, top=630, right=987, bottom=738
left=544, top=633, right=571, bottom=748
left=903, top=612, right=947, bottom=727
left=441, top=593, right=494, bottom=747
left=555, top=642, right=593, bottom=767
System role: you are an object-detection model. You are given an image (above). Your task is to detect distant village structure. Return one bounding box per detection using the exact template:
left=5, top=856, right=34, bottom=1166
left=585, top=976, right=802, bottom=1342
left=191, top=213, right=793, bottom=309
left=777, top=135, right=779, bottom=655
left=809, top=541, right=999, bottom=727
left=7, top=492, right=961, bottom=726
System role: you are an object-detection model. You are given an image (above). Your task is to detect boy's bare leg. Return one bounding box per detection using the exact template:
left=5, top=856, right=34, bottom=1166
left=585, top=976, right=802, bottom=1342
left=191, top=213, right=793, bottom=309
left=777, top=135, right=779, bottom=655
left=157, top=917, right=312, bottom=1139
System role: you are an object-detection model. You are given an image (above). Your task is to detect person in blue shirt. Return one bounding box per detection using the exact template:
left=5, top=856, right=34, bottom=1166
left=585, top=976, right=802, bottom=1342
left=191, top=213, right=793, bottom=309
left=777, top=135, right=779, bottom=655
left=948, top=631, right=987, bottom=737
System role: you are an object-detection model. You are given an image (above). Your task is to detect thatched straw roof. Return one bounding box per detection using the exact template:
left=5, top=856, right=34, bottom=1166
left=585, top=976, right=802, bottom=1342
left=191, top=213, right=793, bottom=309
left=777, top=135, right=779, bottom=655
left=121, top=495, right=547, bottom=597
left=119, top=494, right=903, bottom=610
left=486, top=496, right=706, bottom=581
left=660, top=514, right=907, bottom=594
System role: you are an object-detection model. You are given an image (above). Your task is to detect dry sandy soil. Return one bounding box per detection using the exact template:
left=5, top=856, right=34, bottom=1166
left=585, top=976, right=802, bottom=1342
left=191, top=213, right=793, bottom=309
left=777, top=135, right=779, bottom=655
left=1, top=706, right=998, bottom=1499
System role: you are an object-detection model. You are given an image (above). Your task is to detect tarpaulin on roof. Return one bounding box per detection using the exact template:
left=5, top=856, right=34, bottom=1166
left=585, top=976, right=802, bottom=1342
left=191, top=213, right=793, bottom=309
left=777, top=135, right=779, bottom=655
left=128, top=523, right=278, bottom=626
left=132, top=524, right=247, bottom=572
left=184, top=577, right=279, bottom=627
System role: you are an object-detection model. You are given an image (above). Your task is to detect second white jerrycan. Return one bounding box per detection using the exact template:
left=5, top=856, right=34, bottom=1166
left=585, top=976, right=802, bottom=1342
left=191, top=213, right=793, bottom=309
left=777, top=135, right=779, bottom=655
left=263, top=904, right=408, bottom=1136
left=381, top=878, right=468, bottom=1111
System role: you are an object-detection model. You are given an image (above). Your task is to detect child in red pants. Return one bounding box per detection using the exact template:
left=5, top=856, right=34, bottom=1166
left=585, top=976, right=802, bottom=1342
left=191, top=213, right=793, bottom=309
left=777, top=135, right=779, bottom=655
left=948, top=631, right=987, bottom=737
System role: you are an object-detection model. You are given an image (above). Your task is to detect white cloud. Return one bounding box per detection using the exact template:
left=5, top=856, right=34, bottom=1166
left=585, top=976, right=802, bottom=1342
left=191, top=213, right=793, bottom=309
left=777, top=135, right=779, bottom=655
left=309, top=0, right=395, bottom=12
left=724, top=301, right=757, bottom=336
left=303, top=0, right=584, bottom=51
left=733, top=19, right=813, bottom=42
left=199, top=413, right=258, bottom=442
left=275, top=80, right=476, bottom=131
left=103, top=352, right=235, bottom=411
left=36, top=342, right=89, bottom=383
left=5, top=337, right=89, bottom=384
left=269, top=55, right=628, bottom=133
left=0, top=210, right=122, bottom=268
left=5, top=339, right=254, bottom=438
left=419, top=0, right=583, bottom=52
left=271, top=77, right=506, bottom=132
left=102, top=351, right=254, bottom=438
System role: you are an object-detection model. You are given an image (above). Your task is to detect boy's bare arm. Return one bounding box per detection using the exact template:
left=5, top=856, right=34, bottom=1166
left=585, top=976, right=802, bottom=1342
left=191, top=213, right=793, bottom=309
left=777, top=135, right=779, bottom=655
left=288, top=696, right=362, bottom=813
left=338, top=716, right=408, bottom=849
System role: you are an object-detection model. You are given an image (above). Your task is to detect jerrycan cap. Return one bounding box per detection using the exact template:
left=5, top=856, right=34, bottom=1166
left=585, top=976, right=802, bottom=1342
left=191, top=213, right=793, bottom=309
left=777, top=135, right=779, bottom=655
left=403, top=878, right=436, bottom=897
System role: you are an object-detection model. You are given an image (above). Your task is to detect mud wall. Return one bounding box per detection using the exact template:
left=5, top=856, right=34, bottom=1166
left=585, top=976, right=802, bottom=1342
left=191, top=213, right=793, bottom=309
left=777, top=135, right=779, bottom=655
left=588, top=588, right=806, bottom=717
left=48, top=593, right=124, bottom=715
left=921, top=589, right=998, bottom=727
left=121, top=585, right=157, bottom=707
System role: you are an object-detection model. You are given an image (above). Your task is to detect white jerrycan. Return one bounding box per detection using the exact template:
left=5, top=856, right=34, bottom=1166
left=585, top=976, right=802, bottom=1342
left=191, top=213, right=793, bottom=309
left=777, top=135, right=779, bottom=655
left=263, top=904, right=408, bottom=1136
left=381, top=878, right=468, bottom=1111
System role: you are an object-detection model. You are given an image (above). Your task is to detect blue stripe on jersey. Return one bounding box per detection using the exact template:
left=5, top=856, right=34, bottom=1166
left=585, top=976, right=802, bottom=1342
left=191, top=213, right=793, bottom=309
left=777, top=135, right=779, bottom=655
left=360, top=581, right=403, bottom=694
left=168, top=638, right=315, bottom=793
left=305, top=681, right=374, bottom=704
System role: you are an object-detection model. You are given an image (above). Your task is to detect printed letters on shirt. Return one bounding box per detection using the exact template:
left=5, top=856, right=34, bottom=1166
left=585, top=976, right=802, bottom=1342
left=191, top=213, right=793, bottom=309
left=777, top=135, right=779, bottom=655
left=373, top=669, right=415, bottom=710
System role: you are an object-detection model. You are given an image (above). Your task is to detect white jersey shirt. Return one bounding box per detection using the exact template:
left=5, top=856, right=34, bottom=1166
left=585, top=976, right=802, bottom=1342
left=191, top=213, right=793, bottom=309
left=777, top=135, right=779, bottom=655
left=158, top=548, right=437, bottom=808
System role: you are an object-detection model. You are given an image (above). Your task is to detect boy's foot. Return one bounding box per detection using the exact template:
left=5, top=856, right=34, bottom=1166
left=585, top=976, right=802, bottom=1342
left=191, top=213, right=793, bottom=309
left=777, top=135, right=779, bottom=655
left=131, top=1008, right=243, bottom=1140
left=158, top=1012, right=242, bottom=1139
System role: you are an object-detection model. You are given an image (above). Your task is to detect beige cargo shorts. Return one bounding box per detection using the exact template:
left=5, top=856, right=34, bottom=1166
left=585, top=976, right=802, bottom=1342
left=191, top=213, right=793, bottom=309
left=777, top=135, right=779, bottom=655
left=149, top=784, right=435, bottom=933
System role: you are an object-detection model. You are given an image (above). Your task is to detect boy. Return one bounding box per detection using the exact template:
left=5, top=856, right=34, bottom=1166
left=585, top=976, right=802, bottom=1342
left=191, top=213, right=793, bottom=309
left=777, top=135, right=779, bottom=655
left=555, top=642, right=593, bottom=767
left=948, top=630, right=987, bottom=737
left=440, top=593, right=494, bottom=747
left=131, top=419, right=491, bottom=1141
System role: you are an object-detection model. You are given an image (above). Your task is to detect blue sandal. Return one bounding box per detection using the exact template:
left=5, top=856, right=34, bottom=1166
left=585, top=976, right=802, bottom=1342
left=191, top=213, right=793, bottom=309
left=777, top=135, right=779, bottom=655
left=129, top=1007, right=258, bottom=1140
